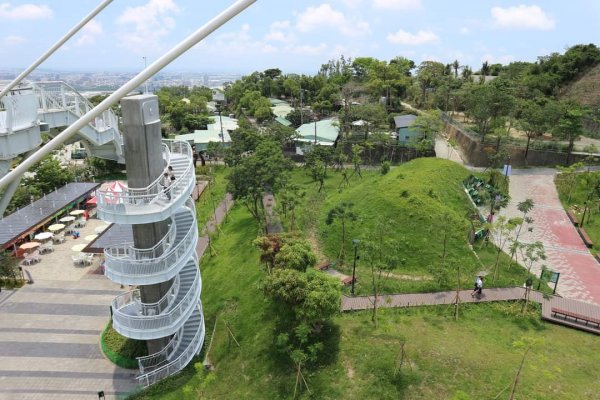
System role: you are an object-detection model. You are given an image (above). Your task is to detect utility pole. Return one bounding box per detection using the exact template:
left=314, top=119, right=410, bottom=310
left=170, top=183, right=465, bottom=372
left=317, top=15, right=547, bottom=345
left=300, top=89, right=304, bottom=125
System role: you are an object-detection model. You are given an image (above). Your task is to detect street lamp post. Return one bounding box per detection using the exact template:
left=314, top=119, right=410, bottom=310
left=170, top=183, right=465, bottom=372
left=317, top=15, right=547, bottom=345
left=351, top=239, right=360, bottom=295
left=314, top=116, right=317, bottom=145
left=216, top=102, right=225, bottom=144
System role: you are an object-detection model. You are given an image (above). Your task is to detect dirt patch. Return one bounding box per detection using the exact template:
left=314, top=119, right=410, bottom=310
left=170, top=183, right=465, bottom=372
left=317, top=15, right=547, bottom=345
left=307, top=229, right=328, bottom=264
left=386, top=272, right=433, bottom=281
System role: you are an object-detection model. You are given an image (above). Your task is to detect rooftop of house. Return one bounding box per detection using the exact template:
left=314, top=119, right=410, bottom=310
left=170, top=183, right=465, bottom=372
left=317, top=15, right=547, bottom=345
left=394, top=114, right=417, bottom=128
left=296, top=118, right=339, bottom=145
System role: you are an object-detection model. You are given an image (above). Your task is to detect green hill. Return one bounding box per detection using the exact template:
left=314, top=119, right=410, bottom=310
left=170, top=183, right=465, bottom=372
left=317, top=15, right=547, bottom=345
left=561, top=63, right=600, bottom=106
left=313, top=158, right=531, bottom=293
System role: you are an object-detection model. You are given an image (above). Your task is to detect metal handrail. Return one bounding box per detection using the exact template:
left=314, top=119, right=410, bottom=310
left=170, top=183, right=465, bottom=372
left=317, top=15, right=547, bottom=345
left=95, top=141, right=193, bottom=207
left=32, top=81, right=119, bottom=132
left=111, top=259, right=200, bottom=332
left=111, top=274, right=180, bottom=318
left=137, top=329, right=181, bottom=373
left=137, top=304, right=204, bottom=387
left=105, top=214, right=177, bottom=261
left=103, top=200, right=196, bottom=278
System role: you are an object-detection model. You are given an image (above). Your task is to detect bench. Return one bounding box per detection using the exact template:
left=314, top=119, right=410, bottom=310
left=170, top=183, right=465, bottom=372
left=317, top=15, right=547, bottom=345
left=566, top=210, right=579, bottom=226
left=577, top=227, right=594, bottom=248
left=552, top=307, right=600, bottom=328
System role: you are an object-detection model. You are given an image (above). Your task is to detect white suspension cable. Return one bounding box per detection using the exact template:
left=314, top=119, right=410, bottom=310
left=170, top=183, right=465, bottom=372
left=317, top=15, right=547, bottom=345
left=0, top=0, right=114, bottom=99
left=0, top=0, right=257, bottom=192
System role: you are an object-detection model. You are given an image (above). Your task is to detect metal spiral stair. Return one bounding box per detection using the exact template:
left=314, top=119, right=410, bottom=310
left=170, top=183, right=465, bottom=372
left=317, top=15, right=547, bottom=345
left=96, top=140, right=204, bottom=387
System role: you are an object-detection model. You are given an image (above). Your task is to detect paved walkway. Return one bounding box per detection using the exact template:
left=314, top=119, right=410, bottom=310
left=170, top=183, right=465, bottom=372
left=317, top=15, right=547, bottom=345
left=429, top=114, right=600, bottom=306
left=0, top=273, right=136, bottom=400
left=500, top=169, right=600, bottom=305
left=341, top=287, right=600, bottom=335
left=196, top=193, right=234, bottom=257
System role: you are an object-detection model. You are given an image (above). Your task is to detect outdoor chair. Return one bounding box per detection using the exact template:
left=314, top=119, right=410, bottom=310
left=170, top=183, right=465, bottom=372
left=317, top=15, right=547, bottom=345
left=71, top=255, right=84, bottom=266
left=53, top=233, right=66, bottom=244
left=84, top=253, right=94, bottom=265
left=31, top=250, right=41, bottom=263
left=40, top=242, right=54, bottom=254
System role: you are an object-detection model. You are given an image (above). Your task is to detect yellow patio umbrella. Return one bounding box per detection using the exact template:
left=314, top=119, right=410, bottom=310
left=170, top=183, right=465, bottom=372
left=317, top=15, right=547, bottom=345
left=70, top=210, right=85, bottom=216
left=84, top=234, right=98, bottom=242
left=71, top=243, right=87, bottom=252
left=48, top=224, right=66, bottom=232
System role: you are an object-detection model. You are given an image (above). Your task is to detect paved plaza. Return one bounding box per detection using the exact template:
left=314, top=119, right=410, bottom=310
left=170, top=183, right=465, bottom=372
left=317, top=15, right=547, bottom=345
left=0, top=218, right=138, bottom=399
left=501, top=169, right=600, bottom=305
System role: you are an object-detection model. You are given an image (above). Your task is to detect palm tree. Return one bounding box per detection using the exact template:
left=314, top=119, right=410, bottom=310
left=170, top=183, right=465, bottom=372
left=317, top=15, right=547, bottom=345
left=452, top=60, right=460, bottom=78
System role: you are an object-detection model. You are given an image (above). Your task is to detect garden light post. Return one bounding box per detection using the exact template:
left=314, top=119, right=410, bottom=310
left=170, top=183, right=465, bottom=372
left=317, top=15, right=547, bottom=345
left=351, top=239, right=360, bottom=295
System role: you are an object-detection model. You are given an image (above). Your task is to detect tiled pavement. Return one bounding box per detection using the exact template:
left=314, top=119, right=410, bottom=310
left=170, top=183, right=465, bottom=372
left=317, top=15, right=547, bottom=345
left=0, top=218, right=139, bottom=399
left=499, top=169, right=600, bottom=305
left=0, top=276, right=138, bottom=400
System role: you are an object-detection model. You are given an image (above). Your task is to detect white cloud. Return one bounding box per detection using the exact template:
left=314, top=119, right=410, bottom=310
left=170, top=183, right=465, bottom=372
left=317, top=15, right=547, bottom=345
left=295, top=4, right=370, bottom=37
left=76, top=20, right=103, bottom=47
left=264, top=20, right=295, bottom=42
left=287, top=43, right=328, bottom=57
left=198, top=24, right=280, bottom=56
left=459, top=27, right=470, bottom=35
left=336, top=0, right=362, bottom=7
left=373, top=0, right=421, bottom=10
left=387, top=29, right=438, bottom=45
left=116, top=0, right=180, bottom=53
left=4, top=35, right=26, bottom=45
left=491, top=5, right=555, bottom=30
left=0, top=2, right=52, bottom=20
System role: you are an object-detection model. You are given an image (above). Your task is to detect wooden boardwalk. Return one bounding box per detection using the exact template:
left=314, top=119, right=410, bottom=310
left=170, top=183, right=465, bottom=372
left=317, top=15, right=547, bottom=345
left=341, top=287, right=600, bottom=335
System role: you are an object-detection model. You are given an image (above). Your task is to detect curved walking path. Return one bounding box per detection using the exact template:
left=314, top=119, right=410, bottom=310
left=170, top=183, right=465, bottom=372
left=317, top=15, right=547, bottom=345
left=342, top=287, right=600, bottom=335
left=501, top=169, right=600, bottom=305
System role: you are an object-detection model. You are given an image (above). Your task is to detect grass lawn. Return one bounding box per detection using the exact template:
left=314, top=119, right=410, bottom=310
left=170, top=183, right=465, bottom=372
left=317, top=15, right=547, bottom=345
left=556, top=170, right=600, bottom=253
left=195, top=165, right=229, bottom=228
left=101, top=321, right=147, bottom=369
left=290, top=158, right=546, bottom=294
left=130, top=204, right=598, bottom=400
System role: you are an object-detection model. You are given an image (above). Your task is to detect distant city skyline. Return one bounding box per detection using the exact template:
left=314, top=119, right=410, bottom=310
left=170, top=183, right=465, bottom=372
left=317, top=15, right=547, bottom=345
left=1, top=0, right=599, bottom=75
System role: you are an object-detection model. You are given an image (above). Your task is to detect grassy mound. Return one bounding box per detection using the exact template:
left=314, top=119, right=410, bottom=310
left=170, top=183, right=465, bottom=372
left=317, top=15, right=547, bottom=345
left=298, top=158, right=538, bottom=293
left=101, top=321, right=147, bottom=369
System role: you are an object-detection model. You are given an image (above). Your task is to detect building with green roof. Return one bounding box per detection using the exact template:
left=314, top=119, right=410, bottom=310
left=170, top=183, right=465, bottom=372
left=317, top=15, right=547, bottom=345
left=295, top=118, right=339, bottom=155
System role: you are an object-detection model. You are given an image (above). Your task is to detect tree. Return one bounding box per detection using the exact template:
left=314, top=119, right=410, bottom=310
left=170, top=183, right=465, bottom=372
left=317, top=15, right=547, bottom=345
left=516, top=99, right=561, bottom=160
left=325, top=202, right=358, bottom=265
left=351, top=144, right=363, bottom=178
left=226, top=140, right=293, bottom=227
left=24, top=156, right=74, bottom=194
left=516, top=241, right=546, bottom=274
left=556, top=162, right=584, bottom=202
left=508, top=199, right=534, bottom=267
left=264, top=269, right=341, bottom=329
left=363, top=218, right=399, bottom=326
left=555, top=103, right=588, bottom=165
left=489, top=216, right=519, bottom=282
left=411, top=109, right=444, bottom=143
left=451, top=59, right=460, bottom=78
left=274, top=240, right=317, bottom=272
left=278, top=184, right=305, bottom=231
left=0, top=250, right=20, bottom=284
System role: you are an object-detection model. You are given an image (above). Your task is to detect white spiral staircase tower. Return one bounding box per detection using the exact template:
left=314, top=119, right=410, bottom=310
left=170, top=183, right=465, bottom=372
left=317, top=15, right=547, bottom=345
left=96, top=139, right=204, bottom=387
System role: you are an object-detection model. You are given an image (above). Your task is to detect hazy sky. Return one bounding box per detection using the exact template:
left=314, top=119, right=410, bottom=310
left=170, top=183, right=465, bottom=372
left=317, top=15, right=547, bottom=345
left=1, top=0, right=599, bottom=74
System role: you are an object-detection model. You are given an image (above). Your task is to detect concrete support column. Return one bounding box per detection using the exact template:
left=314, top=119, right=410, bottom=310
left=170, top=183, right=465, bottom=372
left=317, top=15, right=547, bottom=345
left=121, top=94, right=172, bottom=355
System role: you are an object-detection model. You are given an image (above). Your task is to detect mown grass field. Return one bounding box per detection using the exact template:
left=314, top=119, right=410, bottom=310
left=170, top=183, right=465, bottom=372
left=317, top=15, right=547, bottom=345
left=290, top=158, right=545, bottom=294
left=130, top=203, right=599, bottom=400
